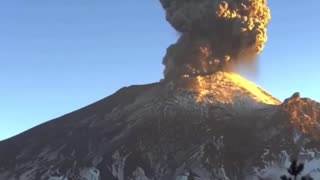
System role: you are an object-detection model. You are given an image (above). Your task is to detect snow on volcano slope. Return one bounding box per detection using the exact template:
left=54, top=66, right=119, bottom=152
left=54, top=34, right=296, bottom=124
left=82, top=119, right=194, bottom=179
left=0, top=72, right=319, bottom=180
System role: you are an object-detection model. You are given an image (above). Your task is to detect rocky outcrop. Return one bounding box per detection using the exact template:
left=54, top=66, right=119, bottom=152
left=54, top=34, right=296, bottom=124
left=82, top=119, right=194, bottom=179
left=281, top=92, right=320, bottom=140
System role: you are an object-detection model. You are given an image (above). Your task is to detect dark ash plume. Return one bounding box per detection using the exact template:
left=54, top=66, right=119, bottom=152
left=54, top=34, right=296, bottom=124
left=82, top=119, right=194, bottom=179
left=160, top=0, right=271, bottom=79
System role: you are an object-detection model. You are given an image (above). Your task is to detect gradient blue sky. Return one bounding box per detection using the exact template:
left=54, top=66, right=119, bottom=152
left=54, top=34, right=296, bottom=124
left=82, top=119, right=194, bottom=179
left=0, top=1, right=318, bottom=141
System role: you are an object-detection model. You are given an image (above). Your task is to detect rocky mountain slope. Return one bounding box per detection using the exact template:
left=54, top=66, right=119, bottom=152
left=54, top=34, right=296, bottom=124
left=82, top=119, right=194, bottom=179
left=0, top=72, right=319, bottom=180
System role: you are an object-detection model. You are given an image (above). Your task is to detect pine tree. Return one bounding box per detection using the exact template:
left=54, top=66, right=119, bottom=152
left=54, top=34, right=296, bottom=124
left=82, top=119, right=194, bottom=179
left=280, top=160, right=313, bottom=180
left=289, top=160, right=304, bottom=180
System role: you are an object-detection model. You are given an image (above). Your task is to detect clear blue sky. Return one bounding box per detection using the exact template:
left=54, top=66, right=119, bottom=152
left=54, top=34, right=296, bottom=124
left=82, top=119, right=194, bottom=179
left=0, top=1, right=318, bottom=141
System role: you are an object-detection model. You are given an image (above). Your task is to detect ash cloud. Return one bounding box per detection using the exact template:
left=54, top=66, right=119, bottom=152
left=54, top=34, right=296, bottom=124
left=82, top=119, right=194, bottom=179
left=160, top=0, right=271, bottom=79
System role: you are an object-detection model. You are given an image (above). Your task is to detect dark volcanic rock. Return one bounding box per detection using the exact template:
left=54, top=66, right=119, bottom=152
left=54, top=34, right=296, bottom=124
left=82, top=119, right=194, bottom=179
left=0, top=73, right=319, bottom=180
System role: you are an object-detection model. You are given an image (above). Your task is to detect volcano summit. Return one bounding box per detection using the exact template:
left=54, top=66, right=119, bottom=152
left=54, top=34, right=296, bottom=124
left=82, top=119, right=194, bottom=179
left=0, top=0, right=319, bottom=180
left=0, top=72, right=319, bottom=180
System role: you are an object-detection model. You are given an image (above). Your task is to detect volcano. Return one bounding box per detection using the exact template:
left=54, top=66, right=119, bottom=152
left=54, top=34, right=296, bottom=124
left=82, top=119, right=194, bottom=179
left=0, top=72, right=319, bottom=180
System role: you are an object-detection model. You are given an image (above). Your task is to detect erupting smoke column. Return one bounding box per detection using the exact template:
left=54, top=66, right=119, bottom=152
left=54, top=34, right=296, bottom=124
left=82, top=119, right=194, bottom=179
left=160, top=0, right=271, bottom=79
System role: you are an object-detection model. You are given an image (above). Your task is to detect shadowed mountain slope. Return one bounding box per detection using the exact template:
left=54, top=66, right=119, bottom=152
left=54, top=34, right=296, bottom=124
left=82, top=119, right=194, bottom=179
left=0, top=72, right=319, bottom=180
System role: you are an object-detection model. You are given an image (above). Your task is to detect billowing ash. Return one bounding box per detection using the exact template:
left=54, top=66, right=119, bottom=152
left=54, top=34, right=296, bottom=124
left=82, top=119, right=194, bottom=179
left=160, top=0, right=271, bottom=79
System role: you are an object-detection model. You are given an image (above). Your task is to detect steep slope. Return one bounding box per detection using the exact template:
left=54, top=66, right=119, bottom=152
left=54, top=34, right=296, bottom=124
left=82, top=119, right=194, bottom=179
left=0, top=72, right=319, bottom=180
